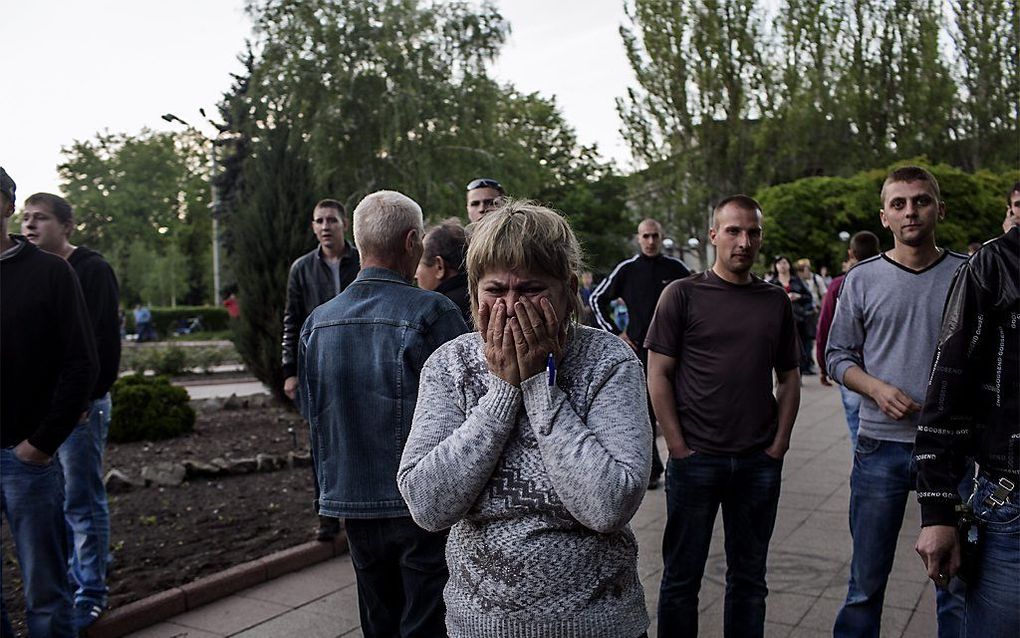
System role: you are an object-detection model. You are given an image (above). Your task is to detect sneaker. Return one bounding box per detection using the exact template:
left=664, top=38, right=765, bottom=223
left=73, top=602, right=104, bottom=631
left=316, top=515, right=341, bottom=542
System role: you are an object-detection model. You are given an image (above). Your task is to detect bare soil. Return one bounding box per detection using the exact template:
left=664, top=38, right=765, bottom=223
left=1, top=401, right=321, bottom=636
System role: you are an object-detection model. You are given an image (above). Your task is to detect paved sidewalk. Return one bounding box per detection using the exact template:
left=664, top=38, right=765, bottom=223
left=126, top=382, right=941, bottom=637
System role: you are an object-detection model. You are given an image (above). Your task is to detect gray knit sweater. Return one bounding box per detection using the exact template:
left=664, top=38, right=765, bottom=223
left=398, top=326, right=651, bottom=638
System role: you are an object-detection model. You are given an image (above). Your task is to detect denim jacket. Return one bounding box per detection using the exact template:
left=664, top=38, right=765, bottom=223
left=298, top=267, right=469, bottom=518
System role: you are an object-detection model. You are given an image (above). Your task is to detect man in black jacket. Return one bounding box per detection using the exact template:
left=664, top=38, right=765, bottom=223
left=914, top=200, right=1019, bottom=636
left=282, top=198, right=360, bottom=540
left=1, top=168, right=99, bottom=637
left=21, top=192, right=120, bottom=630
left=590, top=218, right=691, bottom=488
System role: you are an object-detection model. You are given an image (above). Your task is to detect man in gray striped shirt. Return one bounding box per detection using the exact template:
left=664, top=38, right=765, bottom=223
left=826, top=166, right=967, bottom=637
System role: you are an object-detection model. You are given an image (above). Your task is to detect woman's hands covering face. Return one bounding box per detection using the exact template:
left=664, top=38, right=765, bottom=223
left=479, top=296, right=566, bottom=386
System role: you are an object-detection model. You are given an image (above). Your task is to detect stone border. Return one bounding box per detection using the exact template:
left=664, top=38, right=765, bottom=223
left=83, top=533, right=349, bottom=638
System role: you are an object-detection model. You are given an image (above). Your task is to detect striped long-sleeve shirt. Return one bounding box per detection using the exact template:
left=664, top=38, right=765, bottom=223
left=916, top=227, right=1020, bottom=527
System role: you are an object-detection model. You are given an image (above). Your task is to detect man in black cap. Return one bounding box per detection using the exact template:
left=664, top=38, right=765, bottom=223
left=465, top=178, right=504, bottom=223
left=1, top=166, right=99, bottom=637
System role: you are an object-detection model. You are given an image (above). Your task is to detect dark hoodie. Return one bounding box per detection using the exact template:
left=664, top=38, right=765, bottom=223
left=916, top=226, right=1020, bottom=526
left=1, top=236, right=98, bottom=454
left=436, top=271, right=472, bottom=327
left=68, top=246, right=121, bottom=398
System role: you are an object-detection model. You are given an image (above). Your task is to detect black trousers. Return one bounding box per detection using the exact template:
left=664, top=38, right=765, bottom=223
left=345, top=517, right=449, bottom=638
left=637, top=347, right=665, bottom=481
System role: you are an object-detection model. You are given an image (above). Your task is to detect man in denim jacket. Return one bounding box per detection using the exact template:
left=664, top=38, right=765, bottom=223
left=299, top=190, right=468, bottom=637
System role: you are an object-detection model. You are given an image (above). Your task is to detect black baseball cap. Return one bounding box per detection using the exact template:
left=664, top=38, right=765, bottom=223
left=0, top=167, right=14, bottom=203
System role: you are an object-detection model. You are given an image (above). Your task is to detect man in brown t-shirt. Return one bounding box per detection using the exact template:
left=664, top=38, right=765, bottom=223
left=645, top=195, right=801, bottom=637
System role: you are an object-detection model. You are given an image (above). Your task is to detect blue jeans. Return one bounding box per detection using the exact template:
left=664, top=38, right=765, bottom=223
left=964, top=474, right=1019, bottom=637
left=838, top=385, right=861, bottom=450
left=345, top=517, right=448, bottom=638
left=59, top=394, right=111, bottom=608
left=0, top=448, right=74, bottom=637
left=834, top=436, right=965, bottom=638
left=658, top=451, right=783, bottom=638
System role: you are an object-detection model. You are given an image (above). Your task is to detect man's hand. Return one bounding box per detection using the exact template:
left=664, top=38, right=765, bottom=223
left=667, top=443, right=696, bottom=460
left=1003, top=210, right=1019, bottom=234
left=915, top=525, right=960, bottom=588
left=13, top=440, right=51, bottom=466
left=479, top=300, right=521, bottom=386
left=618, top=331, right=638, bottom=352
left=283, top=376, right=299, bottom=401
left=868, top=379, right=921, bottom=420
left=764, top=440, right=789, bottom=460
left=820, top=372, right=832, bottom=387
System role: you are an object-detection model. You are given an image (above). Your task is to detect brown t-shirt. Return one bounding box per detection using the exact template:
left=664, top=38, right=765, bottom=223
left=644, top=270, right=799, bottom=455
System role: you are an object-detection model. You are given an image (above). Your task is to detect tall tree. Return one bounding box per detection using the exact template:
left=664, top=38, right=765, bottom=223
left=756, top=0, right=852, bottom=183
left=219, top=0, right=627, bottom=398
left=57, top=130, right=212, bottom=305
left=949, top=0, right=1019, bottom=169
left=618, top=0, right=770, bottom=263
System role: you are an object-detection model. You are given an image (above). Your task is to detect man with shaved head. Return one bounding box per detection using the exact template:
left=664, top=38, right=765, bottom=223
left=591, top=217, right=691, bottom=489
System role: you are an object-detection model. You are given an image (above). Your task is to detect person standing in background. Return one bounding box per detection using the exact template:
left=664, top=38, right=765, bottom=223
left=1, top=167, right=99, bottom=637
left=281, top=198, right=360, bottom=542
left=815, top=231, right=881, bottom=449
left=21, top=192, right=121, bottom=631
left=591, top=218, right=691, bottom=489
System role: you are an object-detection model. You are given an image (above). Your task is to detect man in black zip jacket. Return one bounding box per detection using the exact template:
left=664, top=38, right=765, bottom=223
left=21, top=192, right=120, bottom=631
left=1, top=168, right=99, bottom=637
left=914, top=199, right=1020, bottom=637
left=282, top=198, right=360, bottom=541
left=590, top=218, right=691, bottom=488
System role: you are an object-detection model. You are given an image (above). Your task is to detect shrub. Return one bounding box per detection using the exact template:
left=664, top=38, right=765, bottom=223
left=119, top=343, right=240, bottom=375
left=192, top=347, right=227, bottom=373
left=110, top=375, right=195, bottom=443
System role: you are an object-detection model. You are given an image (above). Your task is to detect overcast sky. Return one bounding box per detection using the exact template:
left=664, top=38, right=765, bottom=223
left=2, top=0, right=635, bottom=198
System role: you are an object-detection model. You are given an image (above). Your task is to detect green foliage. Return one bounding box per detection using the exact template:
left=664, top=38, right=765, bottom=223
left=120, top=344, right=237, bottom=375
left=948, top=0, right=1020, bottom=170
left=757, top=159, right=1020, bottom=271
left=120, top=346, right=188, bottom=376
left=219, top=1, right=630, bottom=398
left=110, top=375, right=195, bottom=443
left=618, top=0, right=1017, bottom=247
left=223, top=121, right=315, bottom=401
left=57, top=130, right=213, bottom=305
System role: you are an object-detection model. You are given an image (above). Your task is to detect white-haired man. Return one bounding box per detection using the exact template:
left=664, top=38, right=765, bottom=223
left=298, top=191, right=469, bottom=637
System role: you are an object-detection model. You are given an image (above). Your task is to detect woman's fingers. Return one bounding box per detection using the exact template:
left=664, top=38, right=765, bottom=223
left=478, top=301, right=491, bottom=343
left=515, top=300, right=543, bottom=350
left=493, top=302, right=510, bottom=354
left=540, top=297, right=560, bottom=340
left=509, top=316, right=529, bottom=356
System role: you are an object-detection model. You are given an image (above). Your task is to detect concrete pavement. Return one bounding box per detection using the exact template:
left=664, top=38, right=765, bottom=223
left=125, top=381, right=942, bottom=638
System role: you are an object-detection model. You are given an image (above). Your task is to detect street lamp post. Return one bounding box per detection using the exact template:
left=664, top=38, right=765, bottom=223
left=162, top=112, right=222, bottom=305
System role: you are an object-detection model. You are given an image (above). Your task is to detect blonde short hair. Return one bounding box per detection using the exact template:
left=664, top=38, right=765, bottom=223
left=466, top=199, right=584, bottom=322
left=352, top=190, right=424, bottom=260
